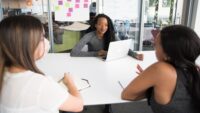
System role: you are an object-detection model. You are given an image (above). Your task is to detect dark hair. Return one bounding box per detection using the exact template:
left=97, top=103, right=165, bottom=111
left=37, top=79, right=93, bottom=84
left=93, top=14, right=115, bottom=50
left=160, top=25, right=200, bottom=110
left=0, top=15, right=44, bottom=92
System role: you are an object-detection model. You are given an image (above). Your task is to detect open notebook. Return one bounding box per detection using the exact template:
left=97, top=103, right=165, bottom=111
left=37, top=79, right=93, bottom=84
left=58, top=76, right=90, bottom=91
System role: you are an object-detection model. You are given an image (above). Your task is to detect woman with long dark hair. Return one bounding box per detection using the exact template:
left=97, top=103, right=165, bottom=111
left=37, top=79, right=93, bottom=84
left=70, top=14, right=115, bottom=57
left=121, top=25, right=200, bottom=113
left=70, top=14, right=143, bottom=60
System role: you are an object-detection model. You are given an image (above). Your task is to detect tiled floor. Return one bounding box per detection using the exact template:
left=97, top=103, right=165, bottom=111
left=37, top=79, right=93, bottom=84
left=80, top=101, right=153, bottom=113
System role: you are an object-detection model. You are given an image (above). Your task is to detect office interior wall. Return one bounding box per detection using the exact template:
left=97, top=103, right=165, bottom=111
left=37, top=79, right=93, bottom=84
left=194, top=1, right=200, bottom=37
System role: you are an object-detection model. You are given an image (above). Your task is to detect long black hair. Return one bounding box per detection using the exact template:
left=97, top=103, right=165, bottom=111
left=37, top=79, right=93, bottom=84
left=93, top=14, right=115, bottom=50
left=160, top=25, right=200, bottom=110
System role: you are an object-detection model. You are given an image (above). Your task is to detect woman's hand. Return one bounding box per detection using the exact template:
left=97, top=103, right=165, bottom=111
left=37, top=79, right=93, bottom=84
left=60, top=73, right=83, bottom=112
left=98, top=50, right=107, bottom=56
left=63, top=73, right=77, bottom=89
left=63, top=73, right=73, bottom=85
left=136, top=54, right=144, bottom=61
left=136, top=64, right=143, bottom=75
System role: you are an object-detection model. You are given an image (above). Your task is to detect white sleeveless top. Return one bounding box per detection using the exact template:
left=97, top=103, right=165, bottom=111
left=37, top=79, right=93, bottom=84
left=0, top=70, right=68, bottom=113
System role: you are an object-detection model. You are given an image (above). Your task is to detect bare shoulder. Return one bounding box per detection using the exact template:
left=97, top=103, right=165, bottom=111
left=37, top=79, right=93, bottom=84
left=151, top=61, right=175, bottom=71
left=146, top=61, right=177, bottom=83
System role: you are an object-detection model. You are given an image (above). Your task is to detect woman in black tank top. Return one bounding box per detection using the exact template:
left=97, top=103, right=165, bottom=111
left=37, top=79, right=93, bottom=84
left=121, top=25, right=200, bottom=113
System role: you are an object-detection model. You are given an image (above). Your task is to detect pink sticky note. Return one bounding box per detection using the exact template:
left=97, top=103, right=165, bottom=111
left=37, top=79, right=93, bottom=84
left=68, top=8, right=73, bottom=12
left=83, top=4, right=88, bottom=8
left=75, top=4, right=79, bottom=8
left=67, top=0, right=71, bottom=1
left=67, top=13, right=71, bottom=17
left=76, top=0, right=80, bottom=3
left=84, top=0, right=88, bottom=2
left=58, top=1, right=63, bottom=5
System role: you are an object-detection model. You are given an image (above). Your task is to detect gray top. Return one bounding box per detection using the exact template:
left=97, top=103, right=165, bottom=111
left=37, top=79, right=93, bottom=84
left=150, top=68, right=198, bottom=113
left=70, top=31, right=138, bottom=58
left=70, top=31, right=104, bottom=56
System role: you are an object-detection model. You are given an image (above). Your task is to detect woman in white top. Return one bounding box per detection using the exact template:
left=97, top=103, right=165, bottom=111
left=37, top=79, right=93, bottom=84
left=0, top=15, right=83, bottom=113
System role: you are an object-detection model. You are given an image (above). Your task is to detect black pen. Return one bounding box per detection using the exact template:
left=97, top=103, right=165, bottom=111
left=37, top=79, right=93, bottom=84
left=118, top=81, right=124, bottom=89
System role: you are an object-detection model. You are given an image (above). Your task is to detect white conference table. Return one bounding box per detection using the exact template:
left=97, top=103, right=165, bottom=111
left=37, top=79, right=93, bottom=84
left=36, top=51, right=157, bottom=106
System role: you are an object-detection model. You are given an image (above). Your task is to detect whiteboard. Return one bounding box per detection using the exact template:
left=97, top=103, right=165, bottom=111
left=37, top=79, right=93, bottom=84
left=53, top=0, right=90, bottom=21
left=103, top=0, right=140, bottom=20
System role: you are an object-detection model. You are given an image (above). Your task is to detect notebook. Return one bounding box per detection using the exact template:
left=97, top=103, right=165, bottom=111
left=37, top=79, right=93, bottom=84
left=103, top=39, right=132, bottom=61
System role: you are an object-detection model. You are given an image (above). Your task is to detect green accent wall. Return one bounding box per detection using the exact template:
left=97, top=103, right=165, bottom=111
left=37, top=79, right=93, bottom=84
left=53, top=30, right=80, bottom=52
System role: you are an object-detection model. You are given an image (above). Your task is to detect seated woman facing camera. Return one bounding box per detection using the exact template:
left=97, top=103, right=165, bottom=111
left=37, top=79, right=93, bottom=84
left=121, top=25, right=200, bottom=113
left=0, top=15, right=83, bottom=113
left=70, top=14, right=143, bottom=60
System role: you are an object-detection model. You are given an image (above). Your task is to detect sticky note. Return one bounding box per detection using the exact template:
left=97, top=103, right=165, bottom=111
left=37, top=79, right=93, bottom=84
left=83, top=4, right=88, bottom=8
left=65, top=3, right=70, bottom=8
left=76, top=0, right=80, bottom=3
left=67, top=0, right=71, bottom=1
left=68, top=8, right=73, bottom=12
left=67, top=13, right=71, bottom=17
left=55, top=6, right=60, bottom=11
left=75, top=4, right=79, bottom=8
left=84, top=0, right=88, bottom=2
left=58, top=1, right=63, bottom=5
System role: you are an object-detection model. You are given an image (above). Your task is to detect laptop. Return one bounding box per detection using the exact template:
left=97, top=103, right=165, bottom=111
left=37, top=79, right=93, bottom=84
left=102, top=39, right=132, bottom=61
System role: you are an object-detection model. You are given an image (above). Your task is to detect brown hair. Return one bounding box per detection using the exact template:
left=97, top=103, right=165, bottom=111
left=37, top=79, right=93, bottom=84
left=0, top=15, right=44, bottom=92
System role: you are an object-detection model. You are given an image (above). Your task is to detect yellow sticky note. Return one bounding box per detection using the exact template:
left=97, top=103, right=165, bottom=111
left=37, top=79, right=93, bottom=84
left=55, top=6, right=60, bottom=11
left=65, top=3, right=70, bottom=8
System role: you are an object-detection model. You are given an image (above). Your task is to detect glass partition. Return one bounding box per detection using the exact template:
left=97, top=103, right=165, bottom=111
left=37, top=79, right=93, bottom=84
left=142, top=0, right=184, bottom=50
left=102, top=0, right=141, bottom=50
left=0, top=0, right=187, bottom=52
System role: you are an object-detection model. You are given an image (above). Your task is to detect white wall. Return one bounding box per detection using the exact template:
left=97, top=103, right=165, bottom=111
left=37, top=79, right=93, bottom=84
left=103, top=0, right=140, bottom=20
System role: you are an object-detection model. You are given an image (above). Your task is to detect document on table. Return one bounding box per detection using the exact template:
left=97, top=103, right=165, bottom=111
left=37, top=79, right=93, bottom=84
left=58, top=76, right=90, bottom=91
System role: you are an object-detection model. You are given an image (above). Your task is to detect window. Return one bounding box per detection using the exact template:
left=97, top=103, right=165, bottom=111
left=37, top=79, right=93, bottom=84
left=102, top=0, right=141, bottom=50
left=142, top=0, right=184, bottom=50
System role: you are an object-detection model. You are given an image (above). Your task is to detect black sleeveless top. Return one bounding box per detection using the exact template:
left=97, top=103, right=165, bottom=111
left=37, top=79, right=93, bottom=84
left=148, top=68, right=198, bottom=113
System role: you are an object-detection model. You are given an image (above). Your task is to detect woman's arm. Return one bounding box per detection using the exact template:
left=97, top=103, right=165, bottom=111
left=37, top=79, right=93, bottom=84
left=121, top=62, right=160, bottom=100
left=59, top=73, right=83, bottom=112
left=121, top=62, right=176, bottom=102
left=70, top=33, right=98, bottom=57
left=121, top=62, right=173, bottom=100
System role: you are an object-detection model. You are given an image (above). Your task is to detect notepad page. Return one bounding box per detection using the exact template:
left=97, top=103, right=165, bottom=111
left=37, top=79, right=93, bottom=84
left=59, top=76, right=90, bottom=91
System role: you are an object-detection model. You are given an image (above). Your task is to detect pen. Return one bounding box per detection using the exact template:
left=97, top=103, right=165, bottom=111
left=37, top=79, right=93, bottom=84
left=58, top=77, right=64, bottom=83
left=118, top=81, right=124, bottom=89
